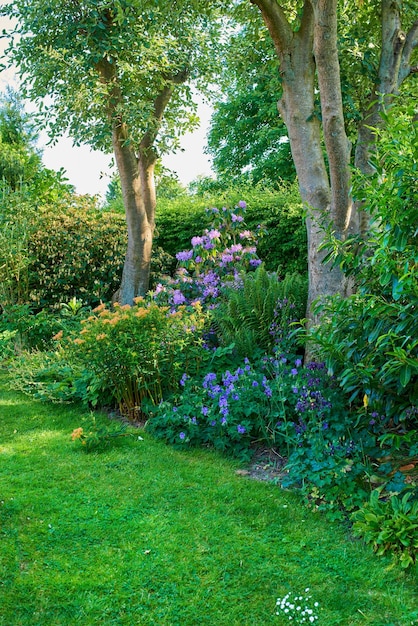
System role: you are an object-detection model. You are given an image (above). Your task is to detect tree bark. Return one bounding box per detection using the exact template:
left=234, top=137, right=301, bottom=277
left=251, top=0, right=350, bottom=323
left=96, top=57, right=179, bottom=304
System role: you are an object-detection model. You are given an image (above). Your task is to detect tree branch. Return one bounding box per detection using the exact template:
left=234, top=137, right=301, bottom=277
left=398, top=19, right=418, bottom=85
left=312, top=0, right=351, bottom=233
left=249, top=0, right=293, bottom=56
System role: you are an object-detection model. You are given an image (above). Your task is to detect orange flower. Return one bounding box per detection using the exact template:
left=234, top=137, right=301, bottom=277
left=92, top=302, right=106, bottom=313
left=120, top=304, right=131, bottom=311
left=133, top=296, right=145, bottom=304
left=73, top=338, right=85, bottom=345
left=96, top=333, right=107, bottom=341
left=71, top=427, right=84, bottom=441
left=52, top=330, right=63, bottom=341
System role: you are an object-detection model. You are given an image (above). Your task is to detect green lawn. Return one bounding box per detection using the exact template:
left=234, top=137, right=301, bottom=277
left=0, top=371, right=417, bottom=625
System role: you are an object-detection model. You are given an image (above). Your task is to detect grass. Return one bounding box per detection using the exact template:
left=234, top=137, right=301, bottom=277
left=0, top=370, right=417, bottom=625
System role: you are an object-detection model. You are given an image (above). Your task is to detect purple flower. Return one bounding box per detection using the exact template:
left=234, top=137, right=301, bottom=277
left=237, top=424, right=246, bottom=434
left=179, top=432, right=186, bottom=440
left=201, top=406, right=209, bottom=416
left=172, top=290, right=186, bottom=305
left=176, top=249, right=193, bottom=262
left=292, top=386, right=298, bottom=394
left=239, top=230, right=252, bottom=239
left=231, top=213, right=244, bottom=222
left=322, top=422, right=329, bottom=430
left=179, top=373, right=188, bottom=387
left=249, top=259, right=262, bottom=267
left=207, top=229, right=221, bottom=240
left=252, top=380, right=259, bottom=387
left=238, top=200, right=247, bottom=209
left=291, top=368, right=298, bottom=376
left=221, top=417, right=227, bottom=425
left=195, top=256, right=202, bottom=263
left=295, top=359, right=302, bottom=368
left=191, top=236, right=204, bottom=247
left=190, top=417, right=197, bottom=424
left=210, top=420, right=217, bottom=426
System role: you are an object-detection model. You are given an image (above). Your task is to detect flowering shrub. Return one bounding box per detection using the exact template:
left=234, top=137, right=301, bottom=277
left=62, top=299, right=208, bottom=415
left=152, top=201, right=265, bottom=309
left=275, top=589, right=319, bottom=623
left=146, top=353, right=366, bottom=496
left=146, top=358, right=267, bottom=460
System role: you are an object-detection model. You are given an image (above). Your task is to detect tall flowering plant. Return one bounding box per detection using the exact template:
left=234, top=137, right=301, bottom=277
left=152, top=201, right=265, bottom=310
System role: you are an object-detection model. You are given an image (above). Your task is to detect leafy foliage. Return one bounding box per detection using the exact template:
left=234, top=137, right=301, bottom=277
left=312, top=104, right=418, bottom=424
left=70, top=414, right=133, bottom=452
left=154, top=185, right=307, bottom=275
left=212, top=265, right=307, bottom=358
left=60, top=300, right=208, bottom=415
left=352, top=490, right=418, bottom=569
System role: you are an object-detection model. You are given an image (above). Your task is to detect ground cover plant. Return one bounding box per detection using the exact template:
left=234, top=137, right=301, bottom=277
left=1, top=372, right=417, bottom=626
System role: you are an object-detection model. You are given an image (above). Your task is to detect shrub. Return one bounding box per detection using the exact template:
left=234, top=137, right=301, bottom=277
left=352, top=490, right=418, bottom=569
left=155, top=184, right=307, bottom=275
left=60, top=299, right=208, bottom=415
left=152, top=201, right=265, bottom=310
left=146, top=353, right=370, bottom=510
left=311, top=104, right=417, bottom=427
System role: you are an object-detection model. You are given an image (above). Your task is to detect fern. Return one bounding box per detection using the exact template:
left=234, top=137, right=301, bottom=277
left=214, top=265, right=307, bottom=358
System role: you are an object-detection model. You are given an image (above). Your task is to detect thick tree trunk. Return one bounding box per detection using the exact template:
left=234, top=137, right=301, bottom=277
left=112, top=123, right=155, bottom=304
left=252, top=0, right=350, bottom=325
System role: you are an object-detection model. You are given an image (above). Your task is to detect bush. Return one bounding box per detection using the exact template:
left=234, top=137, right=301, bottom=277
left=155, top=184, right=307, bottom=275
left=311, top=103, right=418, bottom=428
left=59, top=300, right=208, bottom=415
left=146, top=353, right=370, bottom=511
left=352, top=490, right=418, bottom=569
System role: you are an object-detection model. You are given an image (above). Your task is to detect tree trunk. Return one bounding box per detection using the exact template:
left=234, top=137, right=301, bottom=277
left=113, top=123, right=155, bottom=304
left=251, top=0, right=350, bottom=324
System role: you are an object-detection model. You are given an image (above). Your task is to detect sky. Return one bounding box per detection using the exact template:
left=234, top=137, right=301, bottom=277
left=0, top=13, right=214, bottom=198
left=39, top=99, right=214, bottom=199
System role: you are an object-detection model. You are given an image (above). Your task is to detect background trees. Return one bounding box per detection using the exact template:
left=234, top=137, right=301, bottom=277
left=236, top=0, right=418, bottom=320
left=1, top=0, right=223, bottom=303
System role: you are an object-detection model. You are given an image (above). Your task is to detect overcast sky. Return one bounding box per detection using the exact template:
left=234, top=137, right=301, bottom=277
left=0, top=16, right=214, bottom=198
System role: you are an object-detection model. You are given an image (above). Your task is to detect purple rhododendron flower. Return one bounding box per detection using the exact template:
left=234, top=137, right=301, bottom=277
left=191, top=236, right=204, bottom=247
left=238, top=200, right=247, bottom=209
left=207, top=229, right=221, bottom=239
left=176, top=249, right=193, bottom=261
left=231, top=213, right=244, bottom=222
left=239, top=230, right=252, bottom=239
left=172, top=290, right=186, bottom=305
